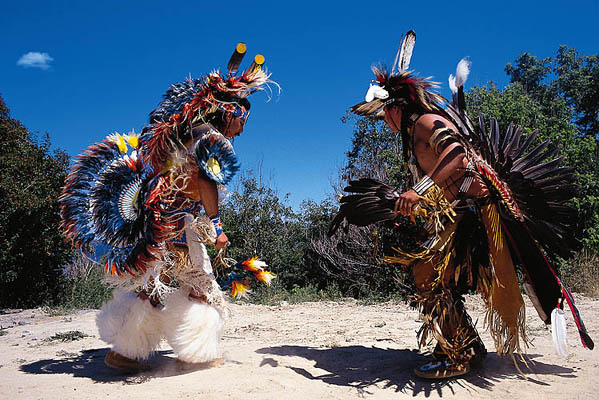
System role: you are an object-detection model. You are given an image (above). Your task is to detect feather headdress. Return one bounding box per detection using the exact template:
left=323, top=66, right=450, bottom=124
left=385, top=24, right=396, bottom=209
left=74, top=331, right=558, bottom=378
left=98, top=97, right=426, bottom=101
left=351, top=30, right=445, bottom=118
left=140, top=45, right=273, bottom=174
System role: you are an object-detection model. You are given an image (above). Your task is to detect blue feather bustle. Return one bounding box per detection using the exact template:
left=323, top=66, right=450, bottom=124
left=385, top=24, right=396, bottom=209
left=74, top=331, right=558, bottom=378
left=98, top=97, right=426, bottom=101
left=92, top=155, right=146, bottom=247
left=91, top=152, right=159, bottom=275
left=59, top=139, right=130, bottom=252
left=59, top=134, right=167, bottom=276
left=194, top=133, right=239, bottom=185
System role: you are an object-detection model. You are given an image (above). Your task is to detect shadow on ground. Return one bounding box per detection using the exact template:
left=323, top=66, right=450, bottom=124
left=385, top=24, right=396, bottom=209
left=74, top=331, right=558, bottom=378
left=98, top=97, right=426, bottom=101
left=256, top=345, right=577, bottom=397
left=18, top=347, right=216, bottom=384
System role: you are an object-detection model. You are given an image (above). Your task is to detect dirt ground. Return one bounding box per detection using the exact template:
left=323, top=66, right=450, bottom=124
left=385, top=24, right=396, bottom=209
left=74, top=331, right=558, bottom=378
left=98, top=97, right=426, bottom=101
left=1, top=295, right=597, bottom=400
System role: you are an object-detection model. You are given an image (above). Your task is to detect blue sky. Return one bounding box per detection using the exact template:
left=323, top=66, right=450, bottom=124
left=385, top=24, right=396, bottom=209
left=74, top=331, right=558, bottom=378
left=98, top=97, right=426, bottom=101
left=2, top=0, right=598, bottom=209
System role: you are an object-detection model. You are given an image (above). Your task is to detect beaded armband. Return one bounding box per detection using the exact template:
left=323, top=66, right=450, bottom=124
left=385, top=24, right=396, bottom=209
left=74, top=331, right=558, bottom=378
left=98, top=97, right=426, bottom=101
left=210, top=214, right=224, bottom=237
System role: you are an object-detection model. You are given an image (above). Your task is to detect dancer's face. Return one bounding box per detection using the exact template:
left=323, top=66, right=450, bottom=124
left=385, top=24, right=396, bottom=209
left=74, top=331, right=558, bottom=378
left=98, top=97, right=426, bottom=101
left=223, top=114, right=245, bottom=138
left=384, top=106, right=402, bottom=132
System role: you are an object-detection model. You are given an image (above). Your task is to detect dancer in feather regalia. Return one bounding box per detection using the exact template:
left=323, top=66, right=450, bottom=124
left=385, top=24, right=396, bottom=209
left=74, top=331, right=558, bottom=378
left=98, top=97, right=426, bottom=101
left=329, top=31, right=594, bottom=378
left=59, top=43, right=276, bottom=372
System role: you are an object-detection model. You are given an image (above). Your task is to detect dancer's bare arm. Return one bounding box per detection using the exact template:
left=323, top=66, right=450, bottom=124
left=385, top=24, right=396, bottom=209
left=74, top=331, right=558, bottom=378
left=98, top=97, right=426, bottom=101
left=397, top=115, right=466, bottom=216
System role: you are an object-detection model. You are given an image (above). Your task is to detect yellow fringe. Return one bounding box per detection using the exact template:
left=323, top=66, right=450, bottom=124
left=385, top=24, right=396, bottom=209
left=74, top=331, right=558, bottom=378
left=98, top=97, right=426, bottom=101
left=414, top=291, right=481, bottom=366
left=485, top=202, right=504, bottom=256
left=384, top=184, right=456, bottom=266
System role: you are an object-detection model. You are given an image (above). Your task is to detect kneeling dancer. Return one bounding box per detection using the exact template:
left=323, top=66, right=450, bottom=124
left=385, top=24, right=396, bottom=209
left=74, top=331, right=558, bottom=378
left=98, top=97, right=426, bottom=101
left=330, top=31, right=593, bottom=379
left=59, top=43, right=275, bottom=371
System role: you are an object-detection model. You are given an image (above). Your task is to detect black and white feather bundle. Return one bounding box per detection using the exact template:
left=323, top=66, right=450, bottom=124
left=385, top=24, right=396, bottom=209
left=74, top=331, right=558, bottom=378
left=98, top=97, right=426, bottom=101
left=328, top=178, right=400, bottom=236
left=473, top=116, right=580, bottom=258
left=397, top=30, right=416, bottom=74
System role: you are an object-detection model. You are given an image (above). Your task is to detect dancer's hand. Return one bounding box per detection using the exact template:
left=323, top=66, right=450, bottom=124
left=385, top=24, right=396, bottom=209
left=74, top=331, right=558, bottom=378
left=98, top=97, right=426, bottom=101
left=394, top=189, right=420, bottom=217
left=215, top=231, right=229, bottom=250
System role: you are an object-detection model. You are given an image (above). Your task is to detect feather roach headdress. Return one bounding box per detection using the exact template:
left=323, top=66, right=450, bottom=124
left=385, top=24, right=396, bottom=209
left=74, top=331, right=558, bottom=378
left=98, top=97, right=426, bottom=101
left=140, top=43, right=273, bottom=174
left=351, top=31, right=445, bottom=119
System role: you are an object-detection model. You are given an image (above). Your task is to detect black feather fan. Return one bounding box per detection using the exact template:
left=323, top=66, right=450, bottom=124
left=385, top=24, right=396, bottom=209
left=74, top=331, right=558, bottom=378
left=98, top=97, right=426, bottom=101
left=328, top=179, right=399, bottom=236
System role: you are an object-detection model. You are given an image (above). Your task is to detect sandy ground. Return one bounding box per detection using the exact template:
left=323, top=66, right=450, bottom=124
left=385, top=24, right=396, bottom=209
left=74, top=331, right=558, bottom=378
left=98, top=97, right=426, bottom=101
left=1, top=295, right=597, bottom=400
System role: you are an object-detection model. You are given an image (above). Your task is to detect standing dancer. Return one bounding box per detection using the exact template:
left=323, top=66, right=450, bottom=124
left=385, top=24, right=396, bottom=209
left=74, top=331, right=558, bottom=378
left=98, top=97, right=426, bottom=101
left=330, top=31, right=593, bottom=378
left=60, top=43, right=275, bottom=372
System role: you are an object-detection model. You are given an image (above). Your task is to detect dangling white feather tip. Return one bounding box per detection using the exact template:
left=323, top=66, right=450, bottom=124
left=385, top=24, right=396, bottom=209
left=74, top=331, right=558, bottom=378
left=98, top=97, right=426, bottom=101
left=551, top=307, right=568, bottom=358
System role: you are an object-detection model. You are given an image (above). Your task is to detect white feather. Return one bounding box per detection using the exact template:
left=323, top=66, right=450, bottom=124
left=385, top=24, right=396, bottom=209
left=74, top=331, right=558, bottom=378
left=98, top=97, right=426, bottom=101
left=365, top=84, right=389, bottom=102
left=448, top=74, right=457, bottom=94
left=551, top=307, right=568, bottom=358
left=391, top=33, right=403, bottom=75
left=455, top=58, right=471, bottom=88
left=398, top=30, right=416, bottom=73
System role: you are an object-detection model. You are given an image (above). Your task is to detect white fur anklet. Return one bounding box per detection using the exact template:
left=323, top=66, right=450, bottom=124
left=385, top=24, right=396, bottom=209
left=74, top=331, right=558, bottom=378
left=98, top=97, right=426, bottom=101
left=96, top=290, right=164, bottom=360
left=162, top=289, right=224, bottom=363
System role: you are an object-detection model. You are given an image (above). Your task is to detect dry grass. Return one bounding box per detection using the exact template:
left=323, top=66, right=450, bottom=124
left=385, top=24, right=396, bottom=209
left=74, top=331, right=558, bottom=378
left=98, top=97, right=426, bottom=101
left=562, top=250, right=599, bottom=297
left=43, top=330, right=89, bottom=343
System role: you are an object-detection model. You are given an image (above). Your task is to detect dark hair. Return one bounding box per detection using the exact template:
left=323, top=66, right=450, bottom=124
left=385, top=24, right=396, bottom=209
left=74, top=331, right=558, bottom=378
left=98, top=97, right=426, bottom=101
left=205, top=109, right=229, bottom=132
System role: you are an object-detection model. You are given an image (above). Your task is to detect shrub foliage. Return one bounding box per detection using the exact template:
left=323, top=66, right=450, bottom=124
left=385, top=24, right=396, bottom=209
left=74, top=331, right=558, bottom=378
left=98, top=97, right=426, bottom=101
left=0, top=96, right=73, bottom=308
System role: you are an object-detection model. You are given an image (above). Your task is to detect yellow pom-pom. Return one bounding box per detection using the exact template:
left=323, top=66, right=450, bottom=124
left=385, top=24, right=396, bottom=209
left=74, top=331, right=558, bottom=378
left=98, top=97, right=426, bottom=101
left=255, top=270, right=276, bottom=285
left=207, top=157, right=221, bottom=175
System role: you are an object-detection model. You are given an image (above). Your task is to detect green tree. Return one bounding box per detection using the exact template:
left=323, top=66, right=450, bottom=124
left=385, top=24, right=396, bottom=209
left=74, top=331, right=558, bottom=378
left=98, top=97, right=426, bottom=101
left=505, top=53, right=553, bottom=96
left=220, top=170, right=361, bottom=294
left=506, top=47, right=599, bottom=136
left=306, top=113, right=418, bottom=298
left=0, top=95, right=73, bottom=308
left=219, top=170, right=306, bottom=287
left=486, top=46, right=599, bottom=248
left=341, top=112, right=405, bottom=186
left=554, top=46, right=599, bottom=136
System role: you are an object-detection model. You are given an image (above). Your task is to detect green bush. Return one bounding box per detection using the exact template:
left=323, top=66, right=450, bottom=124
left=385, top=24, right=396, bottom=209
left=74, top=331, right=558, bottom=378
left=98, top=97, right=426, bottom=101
left=0, top=95, right=73, bottom=308
left=44, top=330, right=89, bottom=342
left=57, top=254, right=113, bottom=310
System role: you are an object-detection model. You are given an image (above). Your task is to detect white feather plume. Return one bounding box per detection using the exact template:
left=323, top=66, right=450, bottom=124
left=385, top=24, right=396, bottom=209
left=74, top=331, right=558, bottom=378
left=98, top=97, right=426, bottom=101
left=455, top=58, right=471, bottom=88
left=398, top=30, right=416, bottom=73
left=96, top=290, right=164, bottom=360
left=448, top=74, right=457, bottom=94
